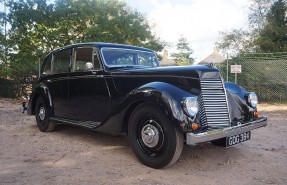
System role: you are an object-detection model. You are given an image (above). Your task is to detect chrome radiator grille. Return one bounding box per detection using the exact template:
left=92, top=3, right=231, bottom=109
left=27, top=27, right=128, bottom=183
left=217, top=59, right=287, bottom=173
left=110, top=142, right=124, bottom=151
left=199, top=78, right=230, bottom=129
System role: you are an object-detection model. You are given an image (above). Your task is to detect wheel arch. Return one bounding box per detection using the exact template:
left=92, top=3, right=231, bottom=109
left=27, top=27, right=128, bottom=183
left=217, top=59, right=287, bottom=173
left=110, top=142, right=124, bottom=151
left=120, top=81, right=193, bottom=134
left=121, top=100, right=145, bottom=134
left=28, top=84, right=54, bottom=116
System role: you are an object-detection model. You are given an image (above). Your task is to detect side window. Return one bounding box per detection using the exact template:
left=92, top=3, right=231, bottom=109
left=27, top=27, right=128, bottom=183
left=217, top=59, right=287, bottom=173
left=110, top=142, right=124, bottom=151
left=42, top=55, right=52, bottom=75
left=53, top=49, right=71, bottom=74
left=73, top=47, right=101, bottom=71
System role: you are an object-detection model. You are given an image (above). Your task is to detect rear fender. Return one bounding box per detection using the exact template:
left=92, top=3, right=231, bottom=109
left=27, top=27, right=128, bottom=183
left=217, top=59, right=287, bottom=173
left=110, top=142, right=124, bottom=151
left=28, top=83, right=53, bottom=116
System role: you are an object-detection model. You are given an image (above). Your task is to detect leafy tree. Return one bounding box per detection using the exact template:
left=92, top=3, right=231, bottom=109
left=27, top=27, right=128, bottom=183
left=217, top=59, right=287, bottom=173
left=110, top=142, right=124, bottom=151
left=216, top=0, right=273, bottom=55
left=0, top=12, right=5, bottom=56
left=171, top=35, right=194, bottom=65
left=0, top=10, right=8, bottom=78
left=216, top=0, right=287, bottom=55
left=6, top=0, right=164, bottom=58
left=256, top=0, right=287, bottom=52
left=215, top=29, right=254, bottom=57
left=249, top=0, right=272, bottom=35
left=2, top=0, right=165, bottom=97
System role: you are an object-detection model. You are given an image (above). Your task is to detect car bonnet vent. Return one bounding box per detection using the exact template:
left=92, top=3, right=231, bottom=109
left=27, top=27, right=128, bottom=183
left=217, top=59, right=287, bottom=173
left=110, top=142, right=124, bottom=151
left=200, top=78, right=230, bottom=129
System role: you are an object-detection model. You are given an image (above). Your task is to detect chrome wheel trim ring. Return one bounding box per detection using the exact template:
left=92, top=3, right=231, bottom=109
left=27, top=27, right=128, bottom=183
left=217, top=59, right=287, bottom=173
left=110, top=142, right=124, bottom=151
left=39, top=107, right=45, bottom=121
left=141, top=122, right=160, bottom=148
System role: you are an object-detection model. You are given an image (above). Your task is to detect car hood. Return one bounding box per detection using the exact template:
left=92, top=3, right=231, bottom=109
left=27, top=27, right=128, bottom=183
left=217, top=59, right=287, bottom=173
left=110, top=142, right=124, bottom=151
left=109, top=65, right=220, bottom=95
left=109, top=65, right=219, bottom=79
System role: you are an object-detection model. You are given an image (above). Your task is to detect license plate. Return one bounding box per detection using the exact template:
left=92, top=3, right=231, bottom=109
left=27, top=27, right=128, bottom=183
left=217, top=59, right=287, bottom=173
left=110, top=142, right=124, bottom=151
left=226, top=131, right=251, bottom=147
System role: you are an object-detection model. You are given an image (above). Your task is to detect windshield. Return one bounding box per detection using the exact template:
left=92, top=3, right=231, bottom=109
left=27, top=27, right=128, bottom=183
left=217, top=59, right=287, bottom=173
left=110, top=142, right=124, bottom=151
left=101, top=48, right=159, bottom=69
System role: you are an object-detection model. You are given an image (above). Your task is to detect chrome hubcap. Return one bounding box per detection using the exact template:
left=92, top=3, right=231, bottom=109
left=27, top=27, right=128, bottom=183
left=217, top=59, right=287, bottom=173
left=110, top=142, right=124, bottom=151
left=141, top=122, right=159, bottom=148
left=39, top=107, right=45, bottom=121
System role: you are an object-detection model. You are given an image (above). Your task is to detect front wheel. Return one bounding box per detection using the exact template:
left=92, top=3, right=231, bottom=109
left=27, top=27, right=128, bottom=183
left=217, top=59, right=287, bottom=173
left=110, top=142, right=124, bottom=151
left=128, top=103, right=183, bottom=169
left=35, top=97, right=55, bottom=132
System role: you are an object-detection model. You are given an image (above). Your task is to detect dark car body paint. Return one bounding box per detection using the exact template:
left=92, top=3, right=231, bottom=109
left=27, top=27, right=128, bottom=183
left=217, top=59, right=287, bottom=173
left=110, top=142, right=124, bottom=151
left=28, top=42, right=255, bottom=135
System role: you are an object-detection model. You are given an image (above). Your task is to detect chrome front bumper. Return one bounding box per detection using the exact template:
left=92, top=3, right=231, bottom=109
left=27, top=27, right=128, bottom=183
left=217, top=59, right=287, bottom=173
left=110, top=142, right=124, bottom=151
left=186, top=117, right=267, bottom=145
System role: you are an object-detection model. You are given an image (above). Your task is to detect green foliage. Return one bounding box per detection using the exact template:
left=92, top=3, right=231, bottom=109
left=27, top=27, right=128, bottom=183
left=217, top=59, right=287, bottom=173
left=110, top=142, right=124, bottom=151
left=0, top=11, right=8, bottom=78
left=5, top=0, right=164, bottom=58
left=248, top=0, right=272, bottom=34
left=216, top=29, right=254, bottom=56
left=216, top=0, right=287, bottom=55
left=171, top=35, right=194, bottom=66
left=0, top=0, right=164, bottom=97
left=256, top=0, right=287, bottom=52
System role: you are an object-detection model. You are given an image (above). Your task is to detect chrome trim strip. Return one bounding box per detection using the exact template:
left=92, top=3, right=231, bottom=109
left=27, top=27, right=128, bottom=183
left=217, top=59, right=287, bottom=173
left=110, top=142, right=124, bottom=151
left=220, top=75, right=232, bottom=126
left=50, top=117, right=101, bottom=129
left=186, top=117, right=267, bottom=145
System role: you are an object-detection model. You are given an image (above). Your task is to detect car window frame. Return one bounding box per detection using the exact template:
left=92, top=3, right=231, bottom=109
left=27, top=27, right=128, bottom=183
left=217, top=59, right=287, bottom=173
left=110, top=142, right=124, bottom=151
left=41, top=48, right=72, bottom=76
left=41, top=53, right=53, bottom=76
left=71, top=46, right=103, bottom=72
left=100, top=47, right=159, bottom=69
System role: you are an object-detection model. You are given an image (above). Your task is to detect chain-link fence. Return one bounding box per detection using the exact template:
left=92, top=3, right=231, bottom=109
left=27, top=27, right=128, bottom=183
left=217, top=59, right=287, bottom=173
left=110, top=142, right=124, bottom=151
left=0, top=76, right=35, bottom=99
left=1, top=52, right=287, bottom=103
left=218, top=52, right=287, bottom=103
left=0, top=60, right=38, bottom=99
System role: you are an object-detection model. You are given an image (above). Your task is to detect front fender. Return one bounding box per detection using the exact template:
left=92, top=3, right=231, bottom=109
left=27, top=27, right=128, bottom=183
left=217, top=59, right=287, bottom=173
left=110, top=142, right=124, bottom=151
left=27, top=82, right=53, bottom=116
left=224, top=81, right=248, bottom=100
left=131, top=82, right=193, bottom=124
left=224, top=81, right=255, bottom=124
left=97, top=82, right=196, bottom=134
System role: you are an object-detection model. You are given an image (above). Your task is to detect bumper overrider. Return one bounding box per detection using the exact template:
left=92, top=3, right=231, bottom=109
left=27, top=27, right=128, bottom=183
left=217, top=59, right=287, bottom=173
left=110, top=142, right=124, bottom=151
left=186, top=116, right=267, bottom=145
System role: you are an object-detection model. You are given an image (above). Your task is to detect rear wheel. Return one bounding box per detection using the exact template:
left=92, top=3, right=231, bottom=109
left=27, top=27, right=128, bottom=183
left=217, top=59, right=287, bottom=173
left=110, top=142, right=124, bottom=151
left=128, top=103, right=183, bottom=168
left=35, top=97, right=55, bottom=132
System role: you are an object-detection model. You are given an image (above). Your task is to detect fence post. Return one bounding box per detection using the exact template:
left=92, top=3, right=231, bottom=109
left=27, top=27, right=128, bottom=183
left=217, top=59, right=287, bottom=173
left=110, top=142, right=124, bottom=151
left=234, top=63, right=237, bottom=84
left=226, top=53, right=229, bottom=81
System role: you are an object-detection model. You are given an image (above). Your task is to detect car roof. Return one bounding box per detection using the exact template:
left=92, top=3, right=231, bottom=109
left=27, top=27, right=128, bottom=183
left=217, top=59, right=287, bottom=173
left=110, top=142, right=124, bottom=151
left=49, top=42, right=154, bottom=54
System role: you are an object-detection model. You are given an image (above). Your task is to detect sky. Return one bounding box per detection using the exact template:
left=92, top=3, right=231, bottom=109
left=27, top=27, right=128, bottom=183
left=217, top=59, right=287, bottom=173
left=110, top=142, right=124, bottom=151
left=125, top=0, right=251, bottom=62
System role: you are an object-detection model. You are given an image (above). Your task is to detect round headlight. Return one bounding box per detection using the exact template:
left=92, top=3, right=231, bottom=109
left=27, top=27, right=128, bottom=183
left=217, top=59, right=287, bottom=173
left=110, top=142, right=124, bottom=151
left=182, top=97, right=198, bottom=117
left=248, top=92, right=258, bottom=108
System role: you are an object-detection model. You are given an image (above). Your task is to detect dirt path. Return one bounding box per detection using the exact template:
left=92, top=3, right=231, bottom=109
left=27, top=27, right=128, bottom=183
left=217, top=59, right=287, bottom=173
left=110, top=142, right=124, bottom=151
left=0, top=99, right=287, bottom=185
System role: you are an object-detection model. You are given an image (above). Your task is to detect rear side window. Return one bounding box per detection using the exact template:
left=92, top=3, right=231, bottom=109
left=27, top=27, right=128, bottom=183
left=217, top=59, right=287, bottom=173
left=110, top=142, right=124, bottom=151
left=42, top=55, right=52, bottom=75
left=53, top=49, right=71, bottom=73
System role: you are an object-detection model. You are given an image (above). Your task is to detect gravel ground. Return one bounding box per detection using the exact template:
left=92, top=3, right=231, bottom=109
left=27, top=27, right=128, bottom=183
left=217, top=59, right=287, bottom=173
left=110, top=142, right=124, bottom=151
left=0, top=98, right=287, bottom=185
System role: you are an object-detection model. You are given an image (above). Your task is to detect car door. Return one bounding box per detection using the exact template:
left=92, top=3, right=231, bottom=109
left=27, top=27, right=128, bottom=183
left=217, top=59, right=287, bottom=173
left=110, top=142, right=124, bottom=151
left=68, top=46, right=111, bottom=123
left=41, top=48, right=71, bottom=118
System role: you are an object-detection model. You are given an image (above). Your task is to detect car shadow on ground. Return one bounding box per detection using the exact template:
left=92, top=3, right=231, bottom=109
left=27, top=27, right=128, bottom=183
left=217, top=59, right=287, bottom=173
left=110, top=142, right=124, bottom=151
left=29, top=122, right=248, bottom=169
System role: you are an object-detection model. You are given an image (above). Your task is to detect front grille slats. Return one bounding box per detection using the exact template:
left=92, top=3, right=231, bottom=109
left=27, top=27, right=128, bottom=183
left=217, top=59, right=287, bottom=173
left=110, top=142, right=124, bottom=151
left=199, top=78, right=230, bottom=130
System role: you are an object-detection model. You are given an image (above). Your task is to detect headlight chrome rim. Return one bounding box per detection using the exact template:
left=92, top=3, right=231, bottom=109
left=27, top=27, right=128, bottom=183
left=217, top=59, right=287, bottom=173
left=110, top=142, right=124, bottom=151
left=182, top=97, right=198, bottom=117
left=248, top=92, right=258, bottom=108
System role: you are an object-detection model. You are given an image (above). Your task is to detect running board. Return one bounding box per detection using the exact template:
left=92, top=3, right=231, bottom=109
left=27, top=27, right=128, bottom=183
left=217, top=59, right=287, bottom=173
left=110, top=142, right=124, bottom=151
left=50, top=117, right=101, bottom=130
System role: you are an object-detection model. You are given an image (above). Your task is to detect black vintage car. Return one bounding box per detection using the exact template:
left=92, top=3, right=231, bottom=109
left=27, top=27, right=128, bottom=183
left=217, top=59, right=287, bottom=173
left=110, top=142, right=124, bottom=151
left=27, top=42, right=267, bottom=168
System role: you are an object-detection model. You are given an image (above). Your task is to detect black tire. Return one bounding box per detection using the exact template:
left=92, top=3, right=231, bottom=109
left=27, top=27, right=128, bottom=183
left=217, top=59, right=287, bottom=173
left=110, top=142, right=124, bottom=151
left=128, top=103, right=183, bottom=169
left=35, top=97, right=55, bottom=132
left=211, top=138, right=227, bottom=147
